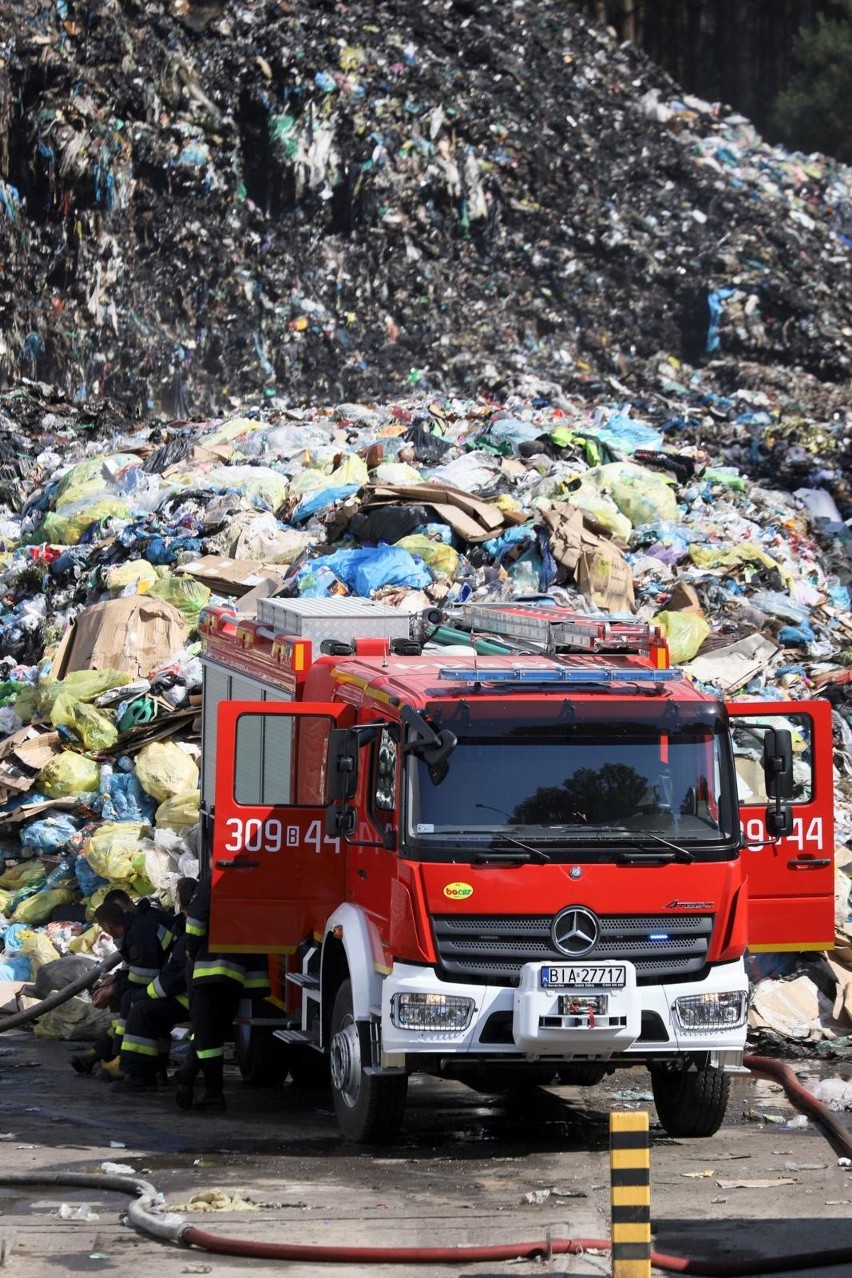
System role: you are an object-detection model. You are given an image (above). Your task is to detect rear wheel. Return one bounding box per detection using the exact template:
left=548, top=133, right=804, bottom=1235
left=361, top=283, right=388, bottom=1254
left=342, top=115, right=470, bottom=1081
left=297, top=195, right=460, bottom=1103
left=650, top=1063, right=730, bottom=1137
left=329, top=980, right=407, bottom=1143
left=234, top=999, right=290, bottom=1086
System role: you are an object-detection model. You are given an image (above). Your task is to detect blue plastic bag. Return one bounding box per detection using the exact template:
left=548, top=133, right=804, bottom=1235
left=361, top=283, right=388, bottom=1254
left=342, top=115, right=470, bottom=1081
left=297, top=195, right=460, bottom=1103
left=101, top=773, right=157, bottom=823
left=2, top=923, right=33, bottom=954
left=19, top=814, right=80, bottom=855
left=73, top=856, right=109, bottom=898
left=314, top=545, right=431, bottom=595
left=0, top=957, right=32, bottom=980
left=291, top=485, right=360, bottom=523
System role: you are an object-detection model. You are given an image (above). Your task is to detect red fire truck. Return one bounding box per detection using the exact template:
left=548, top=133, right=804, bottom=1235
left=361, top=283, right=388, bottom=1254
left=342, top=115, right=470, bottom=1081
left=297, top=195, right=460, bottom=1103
left=200, top=597, right=835, bottom=1142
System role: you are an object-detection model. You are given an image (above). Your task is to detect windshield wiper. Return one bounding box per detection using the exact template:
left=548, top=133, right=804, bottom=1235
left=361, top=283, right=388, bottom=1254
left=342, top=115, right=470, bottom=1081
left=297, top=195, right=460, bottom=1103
left=472, top=834, right=552, bottom=864
left=608, top=830, right=695, bottom=864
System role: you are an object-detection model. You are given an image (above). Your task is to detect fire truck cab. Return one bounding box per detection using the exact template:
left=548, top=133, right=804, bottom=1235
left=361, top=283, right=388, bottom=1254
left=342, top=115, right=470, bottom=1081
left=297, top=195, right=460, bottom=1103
left=200, top=598, right=835, bottom=1143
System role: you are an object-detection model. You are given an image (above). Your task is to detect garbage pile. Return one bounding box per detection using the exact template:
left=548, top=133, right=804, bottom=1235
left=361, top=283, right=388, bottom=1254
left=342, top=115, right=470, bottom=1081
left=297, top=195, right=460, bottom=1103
left=0, top=381, right=851, bottom=1050
left=0, top=0, right=850, bottom=417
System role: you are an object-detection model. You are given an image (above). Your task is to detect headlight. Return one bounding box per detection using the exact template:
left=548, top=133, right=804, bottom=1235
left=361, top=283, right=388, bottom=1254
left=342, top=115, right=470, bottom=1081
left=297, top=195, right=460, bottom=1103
left=392, top=992, right=474, bottom=1032
left=673, top=992, right=747, bottom=1032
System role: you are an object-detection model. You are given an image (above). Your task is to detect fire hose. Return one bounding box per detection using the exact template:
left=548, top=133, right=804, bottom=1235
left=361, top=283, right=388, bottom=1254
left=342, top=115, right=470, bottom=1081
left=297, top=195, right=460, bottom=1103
left=0, top=949, right=122, bottom=1031
left=0, top=1055, right=849, bottom=1272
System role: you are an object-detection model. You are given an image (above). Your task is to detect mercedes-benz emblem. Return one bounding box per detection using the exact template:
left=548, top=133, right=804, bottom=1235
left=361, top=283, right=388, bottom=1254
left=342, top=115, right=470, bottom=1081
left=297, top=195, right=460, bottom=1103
left=551, top=906, right=600, bottom=957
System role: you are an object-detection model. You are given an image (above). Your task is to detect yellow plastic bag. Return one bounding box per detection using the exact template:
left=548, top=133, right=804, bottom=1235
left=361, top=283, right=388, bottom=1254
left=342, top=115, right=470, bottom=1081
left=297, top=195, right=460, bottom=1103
left=50, top=693, right=118, bottom=751
left=560, top=483, right=632, bottom=541
left=135, top=742, right=199, bottom=803
left=147, top=576, right=211, bottom=625
left=395, top=535, right=460, bottom=579
left=654, top=610, right=711, bottom=664
left=11, top=888, right=76, bottom=926
left=40, top=669, right=132, bottom=713
left=39, top=751, right=100, bottom=798
left=585, top=462, right=679, bottom=527
left=21, top=929, right=62, bottom=969
left=327, top=453, right=369, bottom=487
left=34, top=998, right=114, bottom=1041
left=0, top=888, right=14, bottom=916
left=79, top=823, right=152, bottom=894
left=106, top=560, right=158, bottom=593
left=68, top=925, right=102, bottom=955
left=53, top=454, right=140, bottom=507
left=41, top=499, right=132, bottom=545
left=0, top=861, right=47, bottom=891
left=155, top=789, right=200, bottom=830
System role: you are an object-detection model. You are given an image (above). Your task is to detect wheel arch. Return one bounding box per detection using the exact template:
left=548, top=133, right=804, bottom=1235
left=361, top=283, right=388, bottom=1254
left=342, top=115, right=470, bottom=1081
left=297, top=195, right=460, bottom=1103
left=321, top=903, right=384, bottom=1045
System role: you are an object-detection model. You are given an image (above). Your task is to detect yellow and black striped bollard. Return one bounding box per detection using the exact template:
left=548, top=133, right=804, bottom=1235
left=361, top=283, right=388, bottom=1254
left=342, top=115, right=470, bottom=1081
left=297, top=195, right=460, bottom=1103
left=609, top=1110, right=650, bottom=1278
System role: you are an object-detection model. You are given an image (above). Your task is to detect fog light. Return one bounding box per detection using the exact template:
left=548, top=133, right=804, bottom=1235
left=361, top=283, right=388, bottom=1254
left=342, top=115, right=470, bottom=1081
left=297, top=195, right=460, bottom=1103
left=392, top=992, right=474, bottom=1032
left=674, top=991, right=746, bottom=1032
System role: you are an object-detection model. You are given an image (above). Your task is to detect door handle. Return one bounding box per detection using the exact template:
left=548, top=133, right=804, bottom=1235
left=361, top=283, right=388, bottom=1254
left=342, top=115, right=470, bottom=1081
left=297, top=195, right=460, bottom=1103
left=215, top=859, right=261, bottom=869
left=787, top=858, right=831, bottom=869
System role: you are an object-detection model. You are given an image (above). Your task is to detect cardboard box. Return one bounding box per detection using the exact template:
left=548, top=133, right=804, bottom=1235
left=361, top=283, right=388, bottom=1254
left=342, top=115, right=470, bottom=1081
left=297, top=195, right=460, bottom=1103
left=51, top=597, right=188, bottom=679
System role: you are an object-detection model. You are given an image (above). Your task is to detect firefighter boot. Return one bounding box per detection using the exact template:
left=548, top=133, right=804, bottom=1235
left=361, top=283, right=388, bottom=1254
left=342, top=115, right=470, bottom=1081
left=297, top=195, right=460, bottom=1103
left=174, top=1052, right=199, bottom=1110
left=98, top=1056, right=125, bottom=1082
left=69, top=1049, right=98, bottom=1075
left=194, top=1057, right=226, bottom=1112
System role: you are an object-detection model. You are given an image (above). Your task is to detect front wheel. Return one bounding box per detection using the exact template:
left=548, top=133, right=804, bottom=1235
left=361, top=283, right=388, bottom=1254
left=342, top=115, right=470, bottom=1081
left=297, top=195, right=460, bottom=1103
left=329, top=980, right=407, bottom=1143
left=650, top=1063, right=730, bottom=1137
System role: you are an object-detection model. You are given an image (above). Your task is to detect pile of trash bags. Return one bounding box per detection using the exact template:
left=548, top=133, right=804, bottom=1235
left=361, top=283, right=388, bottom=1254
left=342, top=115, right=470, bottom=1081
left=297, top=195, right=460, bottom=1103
left=0, top=381, right=851, bottom=1053
left=0, top=0, right=850, bottom=419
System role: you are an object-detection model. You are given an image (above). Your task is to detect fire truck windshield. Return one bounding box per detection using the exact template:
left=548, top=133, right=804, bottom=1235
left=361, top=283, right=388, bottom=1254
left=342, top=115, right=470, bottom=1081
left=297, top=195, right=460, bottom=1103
left=404, top=699, right=739, bottom=860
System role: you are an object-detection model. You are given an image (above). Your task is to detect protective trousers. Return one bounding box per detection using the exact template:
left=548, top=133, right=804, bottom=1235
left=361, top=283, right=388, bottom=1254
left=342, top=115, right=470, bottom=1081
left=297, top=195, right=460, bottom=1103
left=120, top=993, right=190, bottom=1079
left=184, top=980, right=243, bottom=1097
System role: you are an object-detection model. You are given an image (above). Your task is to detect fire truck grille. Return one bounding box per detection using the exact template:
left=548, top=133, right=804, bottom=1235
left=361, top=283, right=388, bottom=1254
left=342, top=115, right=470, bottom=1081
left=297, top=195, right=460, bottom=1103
left=432, top=914, right=715, bottom=986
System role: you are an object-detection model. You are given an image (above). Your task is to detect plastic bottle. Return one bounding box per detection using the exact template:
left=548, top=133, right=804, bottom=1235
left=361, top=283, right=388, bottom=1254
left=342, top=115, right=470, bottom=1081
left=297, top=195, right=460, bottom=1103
left=98, top=762, right=114, bottom=796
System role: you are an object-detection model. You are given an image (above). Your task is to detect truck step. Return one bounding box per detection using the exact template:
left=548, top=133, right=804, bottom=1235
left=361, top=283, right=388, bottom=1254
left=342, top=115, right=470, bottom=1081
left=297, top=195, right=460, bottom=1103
left=286, top=972, right=320, bottom=990
left=273, top=1028, right=320, bottom=1047
left=233, top=1016, right=292, bottom=1028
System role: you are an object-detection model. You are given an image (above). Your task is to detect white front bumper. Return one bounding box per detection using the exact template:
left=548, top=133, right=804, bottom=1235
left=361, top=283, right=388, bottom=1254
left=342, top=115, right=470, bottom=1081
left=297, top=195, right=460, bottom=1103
left=380, top=960, right=748, bottom=1060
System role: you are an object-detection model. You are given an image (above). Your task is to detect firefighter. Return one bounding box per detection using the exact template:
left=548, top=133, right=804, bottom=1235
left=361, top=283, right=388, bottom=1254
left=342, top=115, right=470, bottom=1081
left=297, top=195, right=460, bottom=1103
left=112, top=877, right=199, bottom=1093
left=176, top=876, right=270, bottom=1113
left=69, top=889, right=138, bottom=1076
left=75, top=896, right=174, bottom=1081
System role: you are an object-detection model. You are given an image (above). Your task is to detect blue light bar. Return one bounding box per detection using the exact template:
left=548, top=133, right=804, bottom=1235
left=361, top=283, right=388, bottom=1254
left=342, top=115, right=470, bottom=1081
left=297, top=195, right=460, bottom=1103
left=437, top=666, right=682, bottom=684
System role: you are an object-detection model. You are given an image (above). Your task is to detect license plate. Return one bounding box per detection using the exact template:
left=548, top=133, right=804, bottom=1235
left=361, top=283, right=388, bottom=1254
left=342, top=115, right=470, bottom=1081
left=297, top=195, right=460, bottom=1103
left=541, top=965, right=626, bottom=989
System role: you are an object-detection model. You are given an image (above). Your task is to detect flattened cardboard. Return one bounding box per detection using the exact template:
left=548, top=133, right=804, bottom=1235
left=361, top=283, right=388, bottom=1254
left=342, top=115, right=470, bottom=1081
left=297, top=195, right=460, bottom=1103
left=540, top=503, right=634, bottom=611
left=360, top=483, right=524, bottom=544
left=178, top=555, right=285, bottom=598
left=683, top=633, right=778, bottom=694
left=51, top=597, right=188, bottom=680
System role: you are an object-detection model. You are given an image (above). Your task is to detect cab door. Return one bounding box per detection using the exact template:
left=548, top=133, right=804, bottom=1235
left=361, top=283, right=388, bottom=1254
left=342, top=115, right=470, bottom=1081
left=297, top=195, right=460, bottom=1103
left=728, top=700, right=834, bottom=951
left=210, top=701, right=353, bottom=953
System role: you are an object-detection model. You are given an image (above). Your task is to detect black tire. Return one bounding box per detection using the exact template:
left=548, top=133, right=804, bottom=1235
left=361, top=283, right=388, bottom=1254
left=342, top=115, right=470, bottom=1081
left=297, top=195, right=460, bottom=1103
left=289, top=1045, right=331, bottom=1092
left=556, top=1063, right=607, bottom=1087
left=234, top=999, right=291, bottom=1086
left=650, top=1063, right=730, bottom=1137
left=329, top=980, right=407, bottom=1143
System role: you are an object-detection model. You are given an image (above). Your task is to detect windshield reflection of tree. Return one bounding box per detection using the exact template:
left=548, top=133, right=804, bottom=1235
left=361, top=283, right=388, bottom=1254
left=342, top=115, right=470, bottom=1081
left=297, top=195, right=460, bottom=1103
left=511, top=763, right=651, bottom=825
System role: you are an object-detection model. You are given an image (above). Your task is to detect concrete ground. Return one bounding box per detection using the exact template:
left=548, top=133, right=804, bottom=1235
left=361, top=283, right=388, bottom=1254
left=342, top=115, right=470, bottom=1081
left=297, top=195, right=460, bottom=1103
left=0, top=1029, right=850, bottom=1277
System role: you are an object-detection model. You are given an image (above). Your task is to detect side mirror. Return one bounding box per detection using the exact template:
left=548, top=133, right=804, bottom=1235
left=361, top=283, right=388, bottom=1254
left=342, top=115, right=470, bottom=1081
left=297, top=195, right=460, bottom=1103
left=763, top=727, right=794, bottom=841
left=327, top=729, right=359, bottom=802
left=766, top=806, right=794, bottom=838
left=326, top=803, right=356, bottom=838
left=763, top=729, right=794, bottom=800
